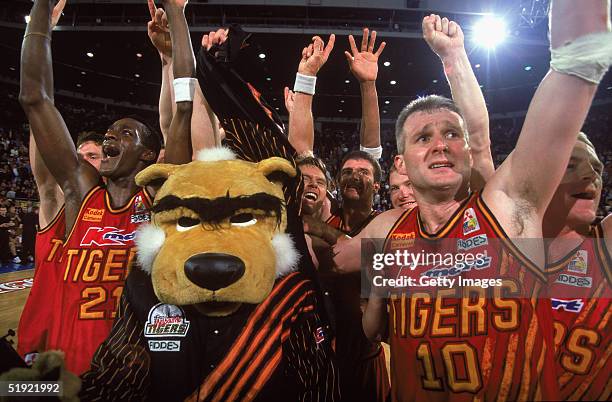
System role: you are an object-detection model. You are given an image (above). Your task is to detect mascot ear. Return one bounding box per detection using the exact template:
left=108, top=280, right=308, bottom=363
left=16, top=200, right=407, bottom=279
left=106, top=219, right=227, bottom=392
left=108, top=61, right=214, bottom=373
left=256, top=157, right=296, bottom=186
left=135, top=164, right=179, bottom=188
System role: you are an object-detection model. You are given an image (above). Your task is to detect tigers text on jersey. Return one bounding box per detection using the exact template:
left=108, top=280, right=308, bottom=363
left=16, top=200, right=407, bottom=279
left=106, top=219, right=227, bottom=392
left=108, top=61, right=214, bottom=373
left=546, top=224, right=612, bottom=401
left=383, top=193, right=558, bottom=402
left=46, top=186, right=152, bottom=375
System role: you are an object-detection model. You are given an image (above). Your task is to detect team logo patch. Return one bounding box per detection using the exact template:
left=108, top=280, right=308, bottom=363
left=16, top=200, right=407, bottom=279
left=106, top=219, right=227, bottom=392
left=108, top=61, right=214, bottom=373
left=567, top=250, right=588, bottom=274
left=462, top=208, right=480, bottom=235
left=555, top=274, right=592, bottom=288
left=457, top=234, right=488, bottom=251
left=144, top=303, right=190, bottom=338
left=551, top=298, right=584, bottom=313
left=148, top=340, right=181, bottom=352
left=134, top=195, right=147, bottom=213
left=83, top=208, right=104, bottom=222
left=422, top=255, right=492, bottom=278
left=80, top=227, right=137, bottom=246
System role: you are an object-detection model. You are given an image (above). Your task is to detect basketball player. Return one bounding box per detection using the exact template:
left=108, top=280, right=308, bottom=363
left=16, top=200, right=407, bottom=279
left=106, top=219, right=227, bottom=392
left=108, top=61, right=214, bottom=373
left=325, top=4, right=610, bottom=400
left=17, top=0, right=103, bottom=361
left=19, top=0, right=193, bottom=374
left=544, top=133, right=611, bottom=400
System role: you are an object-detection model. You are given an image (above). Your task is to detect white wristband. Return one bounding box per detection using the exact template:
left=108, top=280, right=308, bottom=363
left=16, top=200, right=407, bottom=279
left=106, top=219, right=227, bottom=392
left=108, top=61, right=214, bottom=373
left=360, top=145, right=383, bottom=160
left=173, top=77, right=197, bottom=102
left=294, top=73, right=316, bottom=95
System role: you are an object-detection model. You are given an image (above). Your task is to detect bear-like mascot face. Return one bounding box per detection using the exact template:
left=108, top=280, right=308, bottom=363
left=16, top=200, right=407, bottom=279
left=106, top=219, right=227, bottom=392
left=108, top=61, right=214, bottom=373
left=134, top=148, right=299, bottom=316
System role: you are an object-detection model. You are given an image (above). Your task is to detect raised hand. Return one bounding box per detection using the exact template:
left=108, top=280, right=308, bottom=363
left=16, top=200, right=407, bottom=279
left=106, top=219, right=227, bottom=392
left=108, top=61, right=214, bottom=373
left=201, top=28, right=228, bottom=51
left=284, top=86, right=296, bottom=114
left=297, top=34, right=335, bottom=77
left=51, top=0, right=66, bottom=28
left=345, top=28, right=385, bottom=83
left=147, top=0, right=171, bottom=58
left=422, top=14, right=464, bottom=59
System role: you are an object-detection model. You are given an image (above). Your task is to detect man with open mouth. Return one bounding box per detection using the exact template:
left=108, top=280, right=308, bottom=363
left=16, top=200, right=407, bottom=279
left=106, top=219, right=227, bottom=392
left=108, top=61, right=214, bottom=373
left=543, top=132, right=611, bottom=401
left=19, top=0, right=193, bottom=374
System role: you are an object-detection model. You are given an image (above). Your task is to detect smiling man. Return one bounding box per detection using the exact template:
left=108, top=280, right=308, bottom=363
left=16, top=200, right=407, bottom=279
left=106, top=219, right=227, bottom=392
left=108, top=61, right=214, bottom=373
left=543, top=133, right=611, bottom=401
left=18, top=0, right=193, bottom=374
left=326, top=150, right=382, bottom=236
left=388, top=164, right=416, bottom=210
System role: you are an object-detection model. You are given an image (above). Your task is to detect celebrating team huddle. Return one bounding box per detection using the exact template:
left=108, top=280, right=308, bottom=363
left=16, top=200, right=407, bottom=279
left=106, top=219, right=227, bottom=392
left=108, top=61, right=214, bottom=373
left=2, top=0, right=611, bottom=401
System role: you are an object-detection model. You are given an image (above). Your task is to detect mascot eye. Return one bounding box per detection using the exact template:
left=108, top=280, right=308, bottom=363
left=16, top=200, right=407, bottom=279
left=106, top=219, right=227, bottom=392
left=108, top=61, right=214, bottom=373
left=230, top=213, right=257, bottom=227
left=176, top=217, right=200, bottom=232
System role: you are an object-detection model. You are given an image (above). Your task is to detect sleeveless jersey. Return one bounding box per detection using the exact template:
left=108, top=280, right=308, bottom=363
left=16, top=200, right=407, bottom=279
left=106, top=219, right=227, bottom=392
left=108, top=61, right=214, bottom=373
left=384, top=193, right=558, bottom=402
left=546, top=224, right=612, bottom=401
left=17, top=207, right=65, bottom=358
left=47, top=186, right=152, bottom=375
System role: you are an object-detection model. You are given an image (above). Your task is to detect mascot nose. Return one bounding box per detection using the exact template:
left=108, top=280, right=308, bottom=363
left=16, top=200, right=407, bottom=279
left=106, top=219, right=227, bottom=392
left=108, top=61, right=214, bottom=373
left=184, top=253, right=245, bottom=291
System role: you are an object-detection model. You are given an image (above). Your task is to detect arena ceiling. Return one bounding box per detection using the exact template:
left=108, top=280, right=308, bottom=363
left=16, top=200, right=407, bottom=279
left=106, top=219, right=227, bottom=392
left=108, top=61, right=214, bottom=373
left=2, top=0, right=611, bottom=123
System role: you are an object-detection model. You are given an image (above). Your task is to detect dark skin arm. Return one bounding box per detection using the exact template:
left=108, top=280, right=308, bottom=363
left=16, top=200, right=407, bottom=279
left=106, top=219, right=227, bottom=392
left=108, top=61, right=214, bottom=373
left=160, top=0, right=193, bottom=164
left=19, top=0, right=98, bottom=233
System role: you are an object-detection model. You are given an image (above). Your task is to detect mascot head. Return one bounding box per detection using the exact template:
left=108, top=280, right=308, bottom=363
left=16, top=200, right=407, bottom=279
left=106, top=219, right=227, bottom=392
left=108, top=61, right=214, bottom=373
left=134, top=148, right=299, bottom=316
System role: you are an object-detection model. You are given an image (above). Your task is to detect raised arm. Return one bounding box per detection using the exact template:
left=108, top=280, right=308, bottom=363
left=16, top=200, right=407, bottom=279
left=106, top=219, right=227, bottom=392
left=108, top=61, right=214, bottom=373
left=27, top=0, right=66, bottom=228
left=346, top=28, right=385, bottom=154
left=287, top=35, right=335, bottom=155
left=485, top=0, right=610, bottom=232
left=149, top=0, right=218, bottom=157
left=423, top=15, right=494, bottom=191
left=147, top=0, right=173, bottom=141
left=160, top=0, right=194, bottom=164
left=19, top=0, right=98, bottom=204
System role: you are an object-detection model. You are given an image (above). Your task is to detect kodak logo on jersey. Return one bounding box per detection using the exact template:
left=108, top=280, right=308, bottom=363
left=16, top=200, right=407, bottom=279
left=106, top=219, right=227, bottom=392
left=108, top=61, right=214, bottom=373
left=80, top=227, right=137, bottom=247
left=83, top=208, right=105, bottom=222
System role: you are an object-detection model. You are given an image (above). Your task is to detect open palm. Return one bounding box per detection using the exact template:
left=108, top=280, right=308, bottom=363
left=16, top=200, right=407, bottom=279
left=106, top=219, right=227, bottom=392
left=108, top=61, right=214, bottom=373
left=345, top=28, right=385, bottom=83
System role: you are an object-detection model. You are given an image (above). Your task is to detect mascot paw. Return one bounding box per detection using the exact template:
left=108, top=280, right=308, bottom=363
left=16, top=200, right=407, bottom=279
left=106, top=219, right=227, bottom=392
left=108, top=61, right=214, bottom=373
left=0, top=351, right=81, bottom=402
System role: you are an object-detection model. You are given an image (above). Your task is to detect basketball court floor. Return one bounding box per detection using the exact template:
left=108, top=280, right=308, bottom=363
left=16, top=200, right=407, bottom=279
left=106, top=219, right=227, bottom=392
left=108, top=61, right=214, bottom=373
left=0, top=262, right=34, bottom=348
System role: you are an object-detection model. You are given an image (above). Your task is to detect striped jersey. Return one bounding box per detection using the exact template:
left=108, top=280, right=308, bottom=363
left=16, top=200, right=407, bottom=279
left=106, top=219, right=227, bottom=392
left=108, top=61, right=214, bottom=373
left=383, top=193, right=558, bottom=401
left=80, top=269, right=340, bottom=401
left=546, top=224, right=612, bottom=400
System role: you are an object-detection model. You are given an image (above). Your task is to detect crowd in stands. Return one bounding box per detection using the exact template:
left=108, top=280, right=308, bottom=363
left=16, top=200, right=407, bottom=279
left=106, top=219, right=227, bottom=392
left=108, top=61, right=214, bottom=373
left=0, top=85, right=610, bottom=263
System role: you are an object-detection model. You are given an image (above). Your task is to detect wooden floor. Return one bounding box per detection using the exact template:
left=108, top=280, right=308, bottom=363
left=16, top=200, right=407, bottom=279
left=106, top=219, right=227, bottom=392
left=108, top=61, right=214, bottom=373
left=0, top=269, right=33, bottom=348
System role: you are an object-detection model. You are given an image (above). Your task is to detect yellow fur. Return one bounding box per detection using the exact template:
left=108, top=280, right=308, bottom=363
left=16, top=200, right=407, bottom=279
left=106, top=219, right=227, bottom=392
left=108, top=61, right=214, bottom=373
left=136, top=156, right=296, bottom=316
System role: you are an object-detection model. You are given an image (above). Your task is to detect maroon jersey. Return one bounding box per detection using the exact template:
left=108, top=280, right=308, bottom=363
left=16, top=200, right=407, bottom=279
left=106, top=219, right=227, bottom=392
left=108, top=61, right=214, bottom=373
left=47, top=186, right=152, bottom=375
left=17, top=207, right=65, bottom=358
left=546, top=224, right=612, bottom=401
left=384, top=193, right=558, bottom=402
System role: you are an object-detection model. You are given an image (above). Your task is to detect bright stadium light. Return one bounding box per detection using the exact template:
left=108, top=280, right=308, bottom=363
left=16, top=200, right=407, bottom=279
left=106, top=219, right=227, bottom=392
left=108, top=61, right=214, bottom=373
left=25, top=15, right=31, bottom=23
left=473, top=15, right=508, bottom=49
